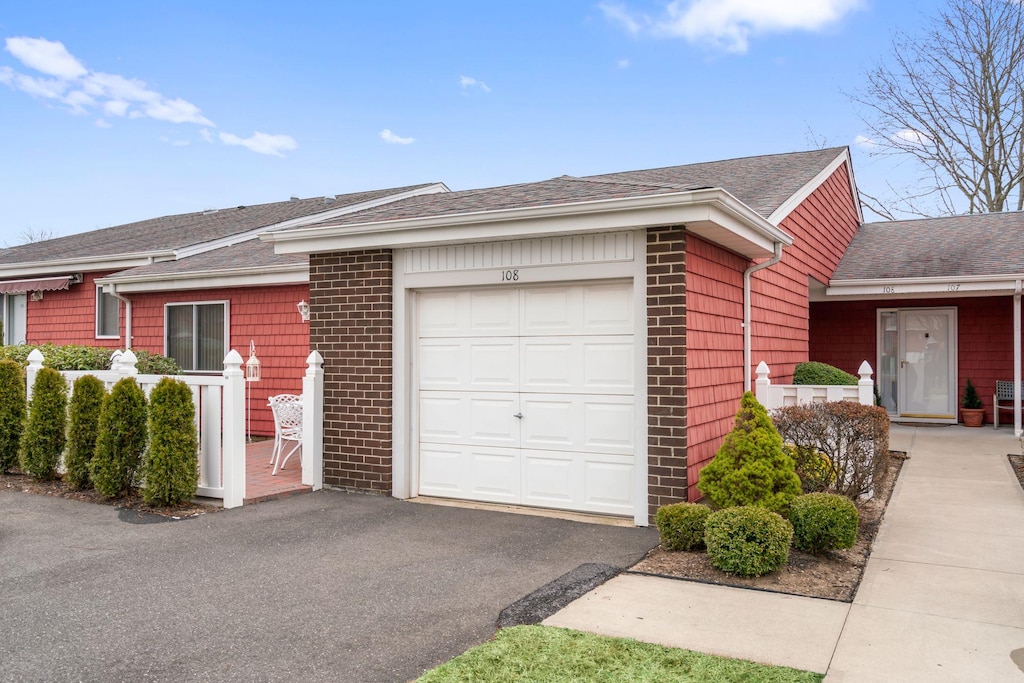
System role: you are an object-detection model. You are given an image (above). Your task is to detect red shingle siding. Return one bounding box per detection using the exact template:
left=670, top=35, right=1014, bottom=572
left=309, top=250, right=393, bottom=493
left=685, top=164, right=860, bottom=501
left=646, top=227, right=688, bottom=519
left=130, top=284, right=310, bottom=436
left=26, top=271, right=123, bottom=347
left=810, top=296, right=1022, bottom=424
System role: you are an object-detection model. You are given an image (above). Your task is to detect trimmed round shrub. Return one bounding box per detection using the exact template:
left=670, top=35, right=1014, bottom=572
left=65, top=375, right=107, bottom=490
left=790, top=493, right=859, bottom=553
left=0, top=360, right=26, bottom=473
left=782, top=443, right=836, bottom=494
left=705, top=506, right=793, bottom=577
left=655, top=503, right=712, bottom=551
left=793, top=361, right=858, bottom=386
left=697, top=392, right=802, bottom=516
left=0, top=344, right=181, bottom=374
left=19, top=367, right=68, bottom=480
left=91, top=378, right=148, bottom=499
left=141, top=378, right=198, bottom=507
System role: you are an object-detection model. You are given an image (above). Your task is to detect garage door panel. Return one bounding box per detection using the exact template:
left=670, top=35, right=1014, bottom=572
left=419, top=289, right=518, bottom=337
left=521, top=283, right=633, bottom=336
left=418, top=445, right=466, bottom=495
left=471, top=449, right=520, bottom=501
left=419, top=338, right=517, bottom=391
left=522, top=450, right=634, bottom=515
left=522, top=452, right=576, bottom=507
left=582, top=341, right=634, bottom=392
left=521, top=337, right=633, bottom=394
left=583, top=457, right=635, bottom=515
left=582, top=282, right=633, bottom=333
left=419, top=444, right=520, bottom=504
left=520, top=394, right=633, bottom=455
left=420, top=391, right=519, bottom=446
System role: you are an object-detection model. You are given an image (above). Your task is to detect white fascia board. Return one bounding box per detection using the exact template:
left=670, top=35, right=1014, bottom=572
left=768, top=149, right=861, bottom=226
left=96, top=265, right=308, bottom=293
left=0, top=252, right=171, bottom=279
left=823, top=273, right=1024, bottom=300
left=264, top=189, right=793, bottom=260
left=175, top=182, right=450, bottom=260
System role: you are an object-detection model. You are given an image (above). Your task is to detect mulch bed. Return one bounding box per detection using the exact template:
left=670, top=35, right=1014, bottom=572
left=1, top=471, right=219, bottom=521
left=629, top=453, right=906, bottom=603
left=1009, top=454, right=1024, bottom=493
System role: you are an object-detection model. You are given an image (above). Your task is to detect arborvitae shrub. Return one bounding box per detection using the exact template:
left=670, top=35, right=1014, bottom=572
left=793, top=362, right=858, bottom=386
left=696, top=392, right=802, bottom=516
left=704, top=506, right=793, bottom=577
left=91, top=378, right=148, bottom=499
left=65, top=375, right=107, bottom=490
left=654, top=502, right=712, bottom=551
left=790, top=493, right=859, bottom=553
left=141, top=378, right=198, bottom=506
left=19, top=367, right=68, bottom=480
left=0, top=360, right=26, bottom=473
left=962, top=378, right=983, bottom=409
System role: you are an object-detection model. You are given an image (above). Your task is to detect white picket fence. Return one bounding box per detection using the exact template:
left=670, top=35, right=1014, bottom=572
left=27, top=347, right=325, bottom=509
left=755, top=360, right=874, bottom=410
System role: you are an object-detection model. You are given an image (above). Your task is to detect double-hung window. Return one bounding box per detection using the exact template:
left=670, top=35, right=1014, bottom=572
left=96, top=287, right=120, bottom=338
left=165, top=301, right=228, bottom=373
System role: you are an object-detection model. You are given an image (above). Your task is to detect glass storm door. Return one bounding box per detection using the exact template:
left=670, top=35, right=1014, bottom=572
left=879, top=308, right=957, bottom=420
left=4, top=294, right=26, bottom=345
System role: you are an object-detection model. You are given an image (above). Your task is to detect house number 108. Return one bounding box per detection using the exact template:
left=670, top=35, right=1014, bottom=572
left=502, top=269, right=520, bottom=282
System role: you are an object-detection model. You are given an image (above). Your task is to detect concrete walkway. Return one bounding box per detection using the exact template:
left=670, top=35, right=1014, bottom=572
left=545, top=424, right=1024, bottom=681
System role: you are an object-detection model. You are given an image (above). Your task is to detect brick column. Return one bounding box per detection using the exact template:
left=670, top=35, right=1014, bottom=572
left=646, top=227, right=688, bottom=520
left=308, top=250, right=393, bottom=493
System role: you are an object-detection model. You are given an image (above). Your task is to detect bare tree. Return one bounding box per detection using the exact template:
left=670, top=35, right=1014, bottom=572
left=855, top=0, right=1024, bottom=216
left=5, top=227, right=56, bottom=247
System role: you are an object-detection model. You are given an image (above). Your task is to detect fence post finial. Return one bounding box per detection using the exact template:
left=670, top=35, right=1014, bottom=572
left=755, top=361, right=771, bottom=405
left=26, top=348, right=44, bottom=400
left=858, top=360, right=874, bottom=406
left=302, top=350, right=325, bottom=491
left=118, top=350, right=138, bottom=376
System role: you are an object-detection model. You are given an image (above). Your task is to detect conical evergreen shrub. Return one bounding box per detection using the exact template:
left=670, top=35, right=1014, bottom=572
left=91, top=377, right=148, bottom=499
left=697, top=391, right=802, bottom=516
left=19, top=367, right=68, bottom=480
left=0, top=360, right=26, bottom=473
left=141, top=378, right=198, bottom=506
left=65, top=375, right=107, bottom=490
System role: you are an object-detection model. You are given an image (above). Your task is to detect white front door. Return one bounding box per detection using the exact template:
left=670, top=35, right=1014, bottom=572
left=878, top=308, right=957, bottom=420
left=4, top=294, right=26, bottom=345
left=416, top=282, right=636, bottom=516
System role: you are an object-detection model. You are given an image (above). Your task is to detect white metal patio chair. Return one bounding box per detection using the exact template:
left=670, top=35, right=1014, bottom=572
left=268, top=394, right=303, bottom=475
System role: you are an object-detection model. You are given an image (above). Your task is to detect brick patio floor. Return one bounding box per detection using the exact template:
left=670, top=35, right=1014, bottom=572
left=244, top=438, right=311, bottom=503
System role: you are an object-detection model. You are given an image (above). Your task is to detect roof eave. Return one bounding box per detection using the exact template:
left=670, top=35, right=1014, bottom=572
left=96, top=263, right=308, bottom=293
left=0, top=252, right=174, bottom=279
left=261, top=189, right=793, bottom=260
left=821, top=273, right=1024, bottom=301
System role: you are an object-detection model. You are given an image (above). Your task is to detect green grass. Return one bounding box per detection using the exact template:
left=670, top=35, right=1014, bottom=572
left=416, top=625, right=823, bottom=683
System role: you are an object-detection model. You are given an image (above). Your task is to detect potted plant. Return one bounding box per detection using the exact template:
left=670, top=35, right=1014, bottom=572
left=961, top=378, right=984, bottom=427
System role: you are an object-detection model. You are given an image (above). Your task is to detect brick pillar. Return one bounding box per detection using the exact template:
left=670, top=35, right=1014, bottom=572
left=308, top=250, right=393, bottom=493
left=647, top=227, right=688, bottom=520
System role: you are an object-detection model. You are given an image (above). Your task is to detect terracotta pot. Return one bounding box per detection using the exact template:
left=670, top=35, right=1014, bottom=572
left=961, top=408, right=984, bottom=427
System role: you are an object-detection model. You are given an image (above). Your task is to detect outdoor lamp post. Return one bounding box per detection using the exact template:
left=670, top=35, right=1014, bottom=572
left=246, top=340, right=261, bottom=441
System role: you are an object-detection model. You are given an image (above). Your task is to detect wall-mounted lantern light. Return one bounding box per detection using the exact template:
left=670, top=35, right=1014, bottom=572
left=297, top=299, right=311, bottom=322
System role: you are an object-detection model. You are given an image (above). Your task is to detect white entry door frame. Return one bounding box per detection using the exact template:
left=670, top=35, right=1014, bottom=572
left=877, top=307, right=959, bottom=422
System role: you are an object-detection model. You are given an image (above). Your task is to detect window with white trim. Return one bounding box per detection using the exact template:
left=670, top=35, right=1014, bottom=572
left=165, top=302, right=228, bottom=372
left=96, top=287, right=120, bottom=338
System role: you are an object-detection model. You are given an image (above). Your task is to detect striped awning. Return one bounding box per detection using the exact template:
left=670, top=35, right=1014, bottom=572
left=0, top=275, right=75, bottom=294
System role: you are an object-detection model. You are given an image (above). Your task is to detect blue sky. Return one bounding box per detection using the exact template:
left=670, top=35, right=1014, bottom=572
left=0, top=0, right=946, bottom=244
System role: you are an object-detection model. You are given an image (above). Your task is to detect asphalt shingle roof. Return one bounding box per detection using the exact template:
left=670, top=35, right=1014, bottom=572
left=297, top=148, right=847, bottom=230
left=103, top=240, right=306, bottom=280
left=832, top=212, right=1024, bottom=281
left=0, top=184, right=436, bottom=267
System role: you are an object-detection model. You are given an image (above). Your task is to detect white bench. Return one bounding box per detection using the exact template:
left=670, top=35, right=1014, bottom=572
left=993, top=381, right=1024, bottom=428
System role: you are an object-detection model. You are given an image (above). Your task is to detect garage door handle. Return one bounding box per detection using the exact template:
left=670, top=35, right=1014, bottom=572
left=513, top=412, right=523, bottom=419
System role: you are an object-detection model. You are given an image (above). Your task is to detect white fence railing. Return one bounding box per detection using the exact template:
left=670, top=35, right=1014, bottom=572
left=29, top=348, right=246, bottom=508
left=755, top=360, right=874, bottom=410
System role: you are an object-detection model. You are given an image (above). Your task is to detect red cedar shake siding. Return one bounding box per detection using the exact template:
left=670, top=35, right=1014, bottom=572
left=684, top=163, right=860, bottom=500
left=810, top=296, right=1023, bottom=425
left=129, top=284, right=310, bottom=436
left=26, top=272, right=123, bottom=347
left=309, top=250, right=393, bottom=493
left=646, top=227, right=688, bottom=520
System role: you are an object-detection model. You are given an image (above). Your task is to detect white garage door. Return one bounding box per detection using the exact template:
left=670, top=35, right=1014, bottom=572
left=417, top=282, right=635, bottom=516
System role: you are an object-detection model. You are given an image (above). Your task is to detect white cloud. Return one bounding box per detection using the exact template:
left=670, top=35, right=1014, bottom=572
left=103, top=99, right=129, bottom=117
left=5, top=37, right=86, bottom=79
left=379, top=128, right=415, bottom=145
left=160, top=136, right=190, bottom=147
left=199, top=128, right=214, bottom=143
left=142, top=97, right=214, bottom=126
left=219, top=131, right=298, bottom=157
left=853, top=134, right=877, bottom=149
left=459, top=75, right=491, bottom=93
left=601, top=0, right=864, bottom=53
left=95, top=118, right=112, bottom=128
left=617, top=58, right=631, bottom=69
left=891, top=128, right=931, bottom=146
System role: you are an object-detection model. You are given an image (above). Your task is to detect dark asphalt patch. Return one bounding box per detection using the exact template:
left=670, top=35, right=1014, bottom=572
left=497, top=562, right=620, bottom=628
left=117, top=508, right=197, bottom=524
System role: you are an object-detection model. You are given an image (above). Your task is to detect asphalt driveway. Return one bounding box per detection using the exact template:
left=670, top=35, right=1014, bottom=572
left=0, top=490, right=657, bottom=682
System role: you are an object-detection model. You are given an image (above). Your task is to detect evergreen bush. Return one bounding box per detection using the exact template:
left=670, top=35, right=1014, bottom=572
left=704, top=506, right=793, bottom=577
left=0, top=344, right=182, bottom=374
left=790, top=493, right=859, bottom=553
left=91, top=377, right=148, bottom=498
left=782, top=443, right=835, bottom=494
left=961, top=378, right=983, bottom=409
left=19, top=367, right=68, bottom=480
left=654, top=502, right=712, bottom=551
left=0, top=359, right=26, bottom=473
left=141, top=378, right=198, bottom=506
left=696, top=392, right=802, bottom=516
left=793, top=362, right=858, bottom=386
left=64, top=375, right=107, bottom=490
